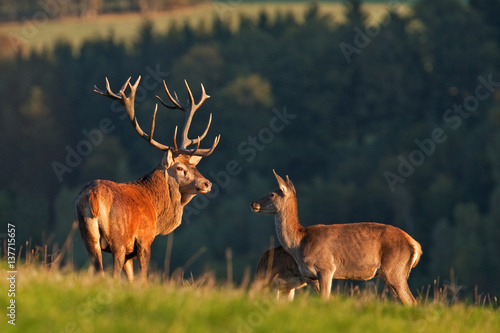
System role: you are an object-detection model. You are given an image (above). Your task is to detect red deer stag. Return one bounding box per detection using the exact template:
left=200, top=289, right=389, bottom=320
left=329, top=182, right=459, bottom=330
left=75, top=77, right=220, bottom=281
left=255, top=246, right=319, bottom=300
left=250, top=170, right=422, bottom=305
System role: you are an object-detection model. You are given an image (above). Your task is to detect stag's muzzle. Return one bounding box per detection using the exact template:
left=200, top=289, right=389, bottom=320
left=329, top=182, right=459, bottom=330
left=196, top=179, right=212, bottom=193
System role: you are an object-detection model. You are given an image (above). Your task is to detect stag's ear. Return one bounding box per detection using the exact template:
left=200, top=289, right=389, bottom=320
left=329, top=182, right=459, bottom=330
left=286, top=175, right=296, bottom=193
left=188, top=155, right=202, bottom=166
left=273, top=169, right=289, bottom=195
left=162, top=150, right=175, bottom=168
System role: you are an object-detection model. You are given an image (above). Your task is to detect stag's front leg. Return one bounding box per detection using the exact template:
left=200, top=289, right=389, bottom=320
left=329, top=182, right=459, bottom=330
left=137, top=243, right=151, bottom=282
left=112, top=246, right=126, bottom=280
left=123, top=259, right=135, bottom=282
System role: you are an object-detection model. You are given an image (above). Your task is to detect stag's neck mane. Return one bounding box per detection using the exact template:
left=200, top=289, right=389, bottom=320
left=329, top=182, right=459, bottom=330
left=274, top=194, right=304, bottom=251
left=135, top=164, right=184, bottom=235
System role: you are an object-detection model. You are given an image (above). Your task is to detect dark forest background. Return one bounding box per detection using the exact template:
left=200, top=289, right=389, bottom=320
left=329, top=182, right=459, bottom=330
left=2, top=0, right=500, bottom=298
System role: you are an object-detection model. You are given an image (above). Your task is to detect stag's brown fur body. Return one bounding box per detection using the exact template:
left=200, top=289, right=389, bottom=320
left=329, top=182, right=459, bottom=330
left=76, top=77, right=219, bottom=281
left=76, top=153, right=209, bottom=281
left=256, top=246, right=319, bottom=300
left=251, top=171, right=422, bottom=305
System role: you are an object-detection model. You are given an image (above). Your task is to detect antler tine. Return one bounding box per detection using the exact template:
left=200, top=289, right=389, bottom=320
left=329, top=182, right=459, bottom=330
left=173, top=126, right=178, bottom=152
left=93, top=77, right=127, bottom=100
left=190, top=137, right=202, bottom=156
left=158, top=80, right=184, bottom=110
left=156, top=95, right=173, bottom=109
left=184, top=80, right=210, bottom=111
left=118, top=76, right=141, bottom=125
left=119, top=77, right=132, bottom=94
left=94, top=76, right=172, bottom=152
left=199, top=134, right=221, bottom=157
left=190, top=113, right=212, bottom=145
left=176, top=81, right=212, bottom=150
left=184, top=80, right=195, bottom=108
left=150, top=104, right=158, bottom=143
left=113, top=78, right=220, bottom=156
left=189, top=134, right=220, bottom=157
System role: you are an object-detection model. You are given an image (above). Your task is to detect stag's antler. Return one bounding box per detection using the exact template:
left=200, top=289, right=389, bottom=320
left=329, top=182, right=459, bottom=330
left=94, top=76, right=220, bottom=156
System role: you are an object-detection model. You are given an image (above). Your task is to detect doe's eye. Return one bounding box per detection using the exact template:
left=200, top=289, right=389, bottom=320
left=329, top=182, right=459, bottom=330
left=269, top=193, right=275, bottom=198
left=177, top=166, right=184, bottom=172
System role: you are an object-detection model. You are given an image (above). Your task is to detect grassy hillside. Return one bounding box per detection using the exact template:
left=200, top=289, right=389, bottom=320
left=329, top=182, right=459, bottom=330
left=1, top=266, right=499, bottom=333
left=0, top=2, right=407, bottom=53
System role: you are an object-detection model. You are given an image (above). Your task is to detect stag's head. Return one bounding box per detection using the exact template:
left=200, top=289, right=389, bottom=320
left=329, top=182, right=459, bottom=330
left=251, top=170, right=296, bottom=214
left=94, top=77, right=220, bottom=200
left=163, top=151, right=211, bottom=195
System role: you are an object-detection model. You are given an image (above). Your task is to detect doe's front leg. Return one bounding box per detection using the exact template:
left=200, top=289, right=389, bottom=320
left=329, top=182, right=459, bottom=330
left=317, top=270, right=334, bottom=300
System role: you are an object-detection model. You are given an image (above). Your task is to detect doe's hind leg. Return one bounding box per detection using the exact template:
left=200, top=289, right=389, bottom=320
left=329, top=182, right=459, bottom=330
left=381, top=268, right=417, bottom=305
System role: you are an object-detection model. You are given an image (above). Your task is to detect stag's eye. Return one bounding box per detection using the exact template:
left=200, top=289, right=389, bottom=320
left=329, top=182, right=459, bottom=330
left=176, top=166, right=188, bottom=177
left=269, top=193, right=275, bottom=198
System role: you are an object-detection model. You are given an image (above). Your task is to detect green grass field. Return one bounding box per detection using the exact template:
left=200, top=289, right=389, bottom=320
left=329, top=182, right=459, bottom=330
left=1, top=265, right=499, bottom=333
left=0, top=2, right=408, bottom=53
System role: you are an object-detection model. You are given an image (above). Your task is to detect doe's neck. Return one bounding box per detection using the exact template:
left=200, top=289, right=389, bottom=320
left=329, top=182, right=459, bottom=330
left=274, top=196, right=303, bottom=250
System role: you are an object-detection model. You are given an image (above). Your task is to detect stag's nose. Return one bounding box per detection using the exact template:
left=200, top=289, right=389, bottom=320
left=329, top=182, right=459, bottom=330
left=250, top=202, right=260, bottom=212
left=197, top=179, right=212, bottom=193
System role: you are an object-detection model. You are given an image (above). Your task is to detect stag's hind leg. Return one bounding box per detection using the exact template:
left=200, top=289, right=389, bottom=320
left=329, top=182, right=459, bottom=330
left=78, top=218, right=104, bottom=275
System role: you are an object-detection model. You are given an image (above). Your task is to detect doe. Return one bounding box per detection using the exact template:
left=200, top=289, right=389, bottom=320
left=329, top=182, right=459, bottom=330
left=251, top=170, right=422, bottom=305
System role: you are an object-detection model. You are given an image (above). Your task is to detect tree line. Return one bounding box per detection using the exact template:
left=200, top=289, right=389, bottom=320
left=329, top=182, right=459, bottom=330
left=1, top=0, right=500, bottom=297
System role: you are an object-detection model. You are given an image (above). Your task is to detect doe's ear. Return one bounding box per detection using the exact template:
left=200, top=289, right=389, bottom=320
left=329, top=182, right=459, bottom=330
left=273, top=169, right=289, bottom=195
left=286, top=175, right=296, bottom=193
left=162, top=150, right=175, bottom=168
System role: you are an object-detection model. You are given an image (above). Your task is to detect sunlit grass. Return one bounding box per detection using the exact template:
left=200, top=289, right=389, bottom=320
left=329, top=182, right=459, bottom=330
left=1, top=264, right=499, bottom=333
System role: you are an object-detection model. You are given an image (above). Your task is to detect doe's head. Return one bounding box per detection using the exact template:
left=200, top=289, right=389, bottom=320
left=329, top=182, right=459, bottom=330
left=250, top=170, right=296, bottom=214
